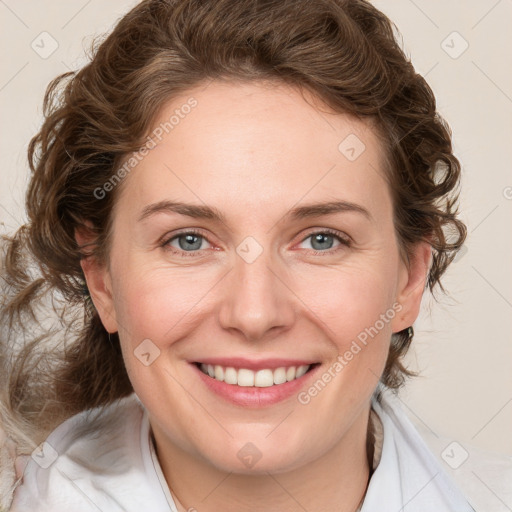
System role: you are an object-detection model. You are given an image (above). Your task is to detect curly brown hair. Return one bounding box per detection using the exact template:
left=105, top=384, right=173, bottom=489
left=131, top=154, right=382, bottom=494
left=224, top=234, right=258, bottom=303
left=0, top=0, right=466, bottom=450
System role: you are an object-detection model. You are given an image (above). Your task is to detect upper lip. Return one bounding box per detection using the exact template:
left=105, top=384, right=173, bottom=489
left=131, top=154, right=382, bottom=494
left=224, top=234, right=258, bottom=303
left=192, top=357, right=318, bottom=371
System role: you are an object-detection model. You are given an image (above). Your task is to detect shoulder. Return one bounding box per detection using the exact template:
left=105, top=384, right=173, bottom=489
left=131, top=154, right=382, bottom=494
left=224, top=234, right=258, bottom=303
left=9, top=394, right=155, bottom=512
left=410, top=412, right=512, bottom=512
left=372, top=386, right=512, bottom=512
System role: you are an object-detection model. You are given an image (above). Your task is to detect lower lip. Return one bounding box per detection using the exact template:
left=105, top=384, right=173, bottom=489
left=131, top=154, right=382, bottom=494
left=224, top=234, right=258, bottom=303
left=191, top=363, right=321, bottom=407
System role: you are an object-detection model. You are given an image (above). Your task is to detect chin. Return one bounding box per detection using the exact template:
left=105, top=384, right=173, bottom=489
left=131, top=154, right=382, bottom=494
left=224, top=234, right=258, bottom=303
left=197, top=435, right=312, bottom=475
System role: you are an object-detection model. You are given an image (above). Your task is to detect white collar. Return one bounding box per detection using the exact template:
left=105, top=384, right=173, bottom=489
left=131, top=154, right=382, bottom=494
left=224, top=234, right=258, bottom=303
left=144, top=409, right=179, bottom=511
left=11, top=388, right=474, bottom=511
left=360, top=385, right=475, bottom=511
left=142, top=385, right=474, bottom=511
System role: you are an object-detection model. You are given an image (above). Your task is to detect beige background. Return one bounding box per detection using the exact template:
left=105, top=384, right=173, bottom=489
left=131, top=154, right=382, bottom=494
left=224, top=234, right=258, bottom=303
left=1, top=0, right=511, bottom=460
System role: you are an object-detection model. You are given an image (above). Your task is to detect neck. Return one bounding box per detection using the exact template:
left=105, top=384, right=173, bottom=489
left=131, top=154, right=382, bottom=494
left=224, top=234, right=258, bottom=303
left=152, top=406, right=372, bottom=512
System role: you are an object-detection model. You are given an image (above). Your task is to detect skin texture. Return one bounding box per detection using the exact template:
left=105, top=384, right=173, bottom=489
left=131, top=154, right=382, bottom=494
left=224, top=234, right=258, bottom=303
left=77, top=79, right=431, bottom=512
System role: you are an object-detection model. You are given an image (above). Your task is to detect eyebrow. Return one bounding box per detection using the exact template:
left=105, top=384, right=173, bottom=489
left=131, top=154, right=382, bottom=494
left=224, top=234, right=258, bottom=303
left=137, top=199, right=372, bottom=224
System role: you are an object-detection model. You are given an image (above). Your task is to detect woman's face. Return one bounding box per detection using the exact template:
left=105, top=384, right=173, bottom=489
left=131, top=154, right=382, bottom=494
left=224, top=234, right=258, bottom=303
left=82, top=80, right=429, bottom=474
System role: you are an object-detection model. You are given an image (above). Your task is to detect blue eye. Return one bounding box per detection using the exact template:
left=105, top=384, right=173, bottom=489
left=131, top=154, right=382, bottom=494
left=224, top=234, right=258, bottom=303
left=299, top=229, right=351, bottom=254
left=160, top=228, right=351, bottom=258
left=161, top=229, right=211, bottom=257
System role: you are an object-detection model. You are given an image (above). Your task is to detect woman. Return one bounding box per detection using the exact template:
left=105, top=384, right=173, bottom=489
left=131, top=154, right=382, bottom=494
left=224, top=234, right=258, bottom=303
left=0, top=0, right=484, bottom=510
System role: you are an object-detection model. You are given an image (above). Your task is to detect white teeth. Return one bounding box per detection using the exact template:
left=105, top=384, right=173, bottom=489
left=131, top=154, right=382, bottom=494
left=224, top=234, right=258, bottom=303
left=296, top=365, right=309, bottom=378
left=214, top=365, right=224, bottom=381
left=286, top=366, right=296, bottom=381
left=198, top=363, right=312, bottom=387
left=224, top=367, right=238, bottom=385
left=273, top=367, right=287, bottom=385
left=237, top=369, right=254, bottom=387
left=254, top=369, right=274, bottom=387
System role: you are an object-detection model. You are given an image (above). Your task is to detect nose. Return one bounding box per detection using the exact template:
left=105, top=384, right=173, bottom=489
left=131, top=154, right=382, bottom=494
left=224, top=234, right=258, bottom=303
left=218, top=242, right=296, bottom=343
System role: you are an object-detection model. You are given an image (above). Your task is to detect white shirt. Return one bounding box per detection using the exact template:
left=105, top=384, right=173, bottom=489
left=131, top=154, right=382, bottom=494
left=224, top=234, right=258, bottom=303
left=9, top=386, right=509, bottom=511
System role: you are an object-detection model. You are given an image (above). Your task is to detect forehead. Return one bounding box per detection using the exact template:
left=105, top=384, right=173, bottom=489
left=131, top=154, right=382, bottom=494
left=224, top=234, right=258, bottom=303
left=114, top=80, right=391, bottom=223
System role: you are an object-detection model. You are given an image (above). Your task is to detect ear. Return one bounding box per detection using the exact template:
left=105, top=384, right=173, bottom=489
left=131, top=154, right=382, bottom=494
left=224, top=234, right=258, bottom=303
left=391, top=241, right=432, bottom=333
left=75, top=221, right=118, bottom=334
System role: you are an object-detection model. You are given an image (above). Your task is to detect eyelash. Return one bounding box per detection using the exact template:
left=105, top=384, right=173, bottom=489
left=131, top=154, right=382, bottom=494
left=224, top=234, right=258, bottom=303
left=160, top=228, right=352, bottom=258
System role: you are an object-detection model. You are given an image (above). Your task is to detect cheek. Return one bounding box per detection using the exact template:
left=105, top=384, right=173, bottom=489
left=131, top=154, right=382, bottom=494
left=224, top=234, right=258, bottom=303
left=111, top=233, right=399, bottom=358
left=110, top=265, right=215, bottom=407
left=296, top=264, right=397, bottom=346
left=112, top=266, right=217, bottom=344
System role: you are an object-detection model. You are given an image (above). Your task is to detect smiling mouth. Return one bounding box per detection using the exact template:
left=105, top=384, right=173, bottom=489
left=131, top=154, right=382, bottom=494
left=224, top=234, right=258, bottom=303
left=195, top=362, right=319, bottom=387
